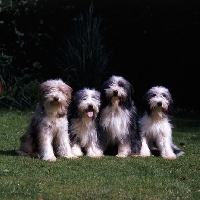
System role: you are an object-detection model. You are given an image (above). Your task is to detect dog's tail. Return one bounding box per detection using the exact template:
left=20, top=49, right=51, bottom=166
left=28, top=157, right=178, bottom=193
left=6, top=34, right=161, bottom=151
left=171, top=143, right=185, bottom=157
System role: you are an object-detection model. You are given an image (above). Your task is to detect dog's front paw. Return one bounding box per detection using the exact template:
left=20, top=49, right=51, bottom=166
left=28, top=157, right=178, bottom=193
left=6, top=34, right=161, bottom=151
left=140, top=154, right=151, bottom=157
left=71, top=146, right=83, bottom=157
left=116, top=153, right=128, bottom=158
left=87, top=152, right=97, bottom=157
left=90, top=150, right=104, bottom=158
left=140, top=151, right=151, bottom=157
left=95, top=153, right=104, bottom=158
left=43, top=155, right=57, bottom=162
left=64, top=154, right=78, bottom=159
left=163, top=154, right=176, bottom=160
left=89, top=153, right=104, bottom=158
left=164, top=156, right=176, bottom=160
left=130, top=154, right=140, bottom=157
left=72, top=151, right=83, bottom=157
left=140, top=148, right=151, bottom=157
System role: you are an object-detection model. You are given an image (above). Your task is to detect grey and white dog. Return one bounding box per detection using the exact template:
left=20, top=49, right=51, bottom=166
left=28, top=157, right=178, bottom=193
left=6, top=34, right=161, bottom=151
left=69, top=88, right=103, bottom=157
left=99, top=76, right=141, bottom=157
left=139, top=86, right=184, bottom=159
left=16, top=79, right=76, bottom=161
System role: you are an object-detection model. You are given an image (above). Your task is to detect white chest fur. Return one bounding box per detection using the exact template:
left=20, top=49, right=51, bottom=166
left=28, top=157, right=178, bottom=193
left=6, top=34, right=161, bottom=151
left=70, top=117, right=97, bottom=147
left=140, top=114, right=172, bottom=140
left=100, top=106, right=130, bottom=140
left=40, top=116, right=68, bottom=136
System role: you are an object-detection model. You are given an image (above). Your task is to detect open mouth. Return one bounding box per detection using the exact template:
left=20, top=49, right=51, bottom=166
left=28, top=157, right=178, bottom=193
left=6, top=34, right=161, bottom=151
left=86, top=104, right=94, bottom=117
left=86, top=110, right=94, bottom=117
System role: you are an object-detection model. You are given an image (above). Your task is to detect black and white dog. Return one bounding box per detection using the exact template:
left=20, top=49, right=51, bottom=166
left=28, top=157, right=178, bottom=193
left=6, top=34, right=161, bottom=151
left=98, top=76, right=141, bottom=157
left=69, top=88, right=103, bottom=157
left=139, top=86, right=184, bottom=159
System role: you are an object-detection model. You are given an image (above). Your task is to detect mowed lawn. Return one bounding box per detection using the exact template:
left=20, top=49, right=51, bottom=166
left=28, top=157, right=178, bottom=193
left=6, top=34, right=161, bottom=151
left=0, top=110, right=199, bottom=200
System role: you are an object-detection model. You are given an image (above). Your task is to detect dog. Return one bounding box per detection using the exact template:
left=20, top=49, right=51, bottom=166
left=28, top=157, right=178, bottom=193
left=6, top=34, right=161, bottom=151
left=69, top=88, right=103, bottom=157
left=16, top=79, right=76, bottom=161
left=98, top=75, right=141, bottom=157
left=139, top=86, right=184, bottom=159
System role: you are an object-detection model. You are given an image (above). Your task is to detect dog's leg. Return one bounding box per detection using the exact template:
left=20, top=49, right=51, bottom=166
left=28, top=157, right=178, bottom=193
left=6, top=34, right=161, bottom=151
left=140, top=137, right=151, bottom=157
left=39, top=132, right=56, bottom=162
left=55, top=131, right=77, bottom=159
left=71, top=143, right=83, bottom=156
left=86, top=144, right=101, bottom=157
left=17, top=133, right=34, bottom=156
left=156, top=136, right=176, bottom=160
left=171, top=143, right=184, bottom=156
left=116, top=143, right=130, bottom=158
left=88, top=142, right=103, bottom=157
left=86, top=145, right=95, bottom=157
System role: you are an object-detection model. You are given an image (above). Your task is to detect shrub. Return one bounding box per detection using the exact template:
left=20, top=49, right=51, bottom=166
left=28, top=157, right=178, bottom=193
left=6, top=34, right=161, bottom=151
left=0, top=75, right=39, bottom=110
left=57, top=4, right=110, bottom=90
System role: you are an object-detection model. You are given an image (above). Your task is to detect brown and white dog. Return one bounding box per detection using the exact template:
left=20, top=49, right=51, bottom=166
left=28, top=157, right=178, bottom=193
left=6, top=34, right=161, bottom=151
left=16, top=79, right=76, bottom=161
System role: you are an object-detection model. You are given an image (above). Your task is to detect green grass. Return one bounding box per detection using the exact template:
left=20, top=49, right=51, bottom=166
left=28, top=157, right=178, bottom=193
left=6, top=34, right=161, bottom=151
left=0, top=110, right=200, bottom=200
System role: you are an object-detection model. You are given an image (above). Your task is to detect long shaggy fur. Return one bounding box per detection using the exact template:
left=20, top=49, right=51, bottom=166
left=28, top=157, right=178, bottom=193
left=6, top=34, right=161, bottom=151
left=69, top=88, right=103, bottom=157
left=16, top=79, right=76, bottom=161
left=139, top=86, right=184, bottom=159
left=98, top=75, right=141, bottom=157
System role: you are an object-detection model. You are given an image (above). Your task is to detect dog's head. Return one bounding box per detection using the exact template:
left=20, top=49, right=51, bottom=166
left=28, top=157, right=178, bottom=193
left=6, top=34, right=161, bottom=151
left=143, top=86, right=173, bottom=115
left=38, top=79, right=72, bottom=112
left=71, top=88, right=101, bottom=119
left=102, top=75, right=134, bottom=107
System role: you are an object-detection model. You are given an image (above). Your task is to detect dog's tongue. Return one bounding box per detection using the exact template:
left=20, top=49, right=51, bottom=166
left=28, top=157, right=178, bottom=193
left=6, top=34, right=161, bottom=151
left=87, top=111, right=93, bottom=118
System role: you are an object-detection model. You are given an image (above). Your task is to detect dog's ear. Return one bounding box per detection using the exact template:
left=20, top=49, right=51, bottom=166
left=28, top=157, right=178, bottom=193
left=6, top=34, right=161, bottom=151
left=60, top=83, right=73, bottom=107
left=164, top=89, right=173, bottom=115
left=69, top=92, right=78, bottom=118
left=142, top=92, right=151, bottom=115
left=129, top=84, right=134, bottom=100
left=102, top=79, right=110, bottom=91
left=101, top=80, right=110, bottom=106
left=167, top=97, right=173, bottom=115
left=38, top=81, right=50, bottom=105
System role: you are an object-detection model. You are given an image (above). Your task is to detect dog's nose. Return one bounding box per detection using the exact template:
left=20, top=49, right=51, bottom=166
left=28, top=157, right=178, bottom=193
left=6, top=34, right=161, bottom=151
left=113, top=90, right=118, bottom=96
left=157, top=102, right=162, bottom=107
left=88, top=104, right=93, bottom=109
left=53, top=96, right=59, bottom=102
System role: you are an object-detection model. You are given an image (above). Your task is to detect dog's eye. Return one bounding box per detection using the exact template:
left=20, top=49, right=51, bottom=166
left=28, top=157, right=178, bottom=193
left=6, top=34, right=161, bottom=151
left=152, top=94, right=156, bottom=97
left=118, top=82, right=123, bottom=87
left=82, top=97, right=87, bottom=100
left=162, top=94, right=166, bottom=98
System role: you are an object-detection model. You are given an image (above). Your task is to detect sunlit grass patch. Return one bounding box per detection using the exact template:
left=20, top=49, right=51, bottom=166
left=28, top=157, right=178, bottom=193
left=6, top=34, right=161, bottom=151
left=0, top=110, right=199, bottom=200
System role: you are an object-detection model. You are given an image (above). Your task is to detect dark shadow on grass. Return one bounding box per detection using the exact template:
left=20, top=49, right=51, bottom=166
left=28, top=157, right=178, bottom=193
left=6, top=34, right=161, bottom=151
left=104, top=144, right=118, bottom=156
left=0, top=150, right=18, bottom=156
left=0, top=150, right=39, bottom=158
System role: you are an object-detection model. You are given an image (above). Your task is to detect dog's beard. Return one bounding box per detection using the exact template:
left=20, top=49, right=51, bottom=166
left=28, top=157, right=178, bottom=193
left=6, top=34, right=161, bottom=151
left=44, top=101, right=66, bottom=117
left=150, top=106, right=167, bottom=118
left=111, top=96, right=120, bottom=106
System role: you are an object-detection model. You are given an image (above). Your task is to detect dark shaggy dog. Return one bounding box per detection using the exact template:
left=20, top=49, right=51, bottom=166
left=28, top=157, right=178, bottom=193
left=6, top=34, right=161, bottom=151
left=98, top=76, right=141, bottom=157
left=69, top=88, right=103, bottom=157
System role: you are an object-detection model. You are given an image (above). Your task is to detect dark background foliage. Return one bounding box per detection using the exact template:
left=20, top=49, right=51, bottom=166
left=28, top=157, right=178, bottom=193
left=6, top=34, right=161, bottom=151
left=1, top=0, right=200, bottom=111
